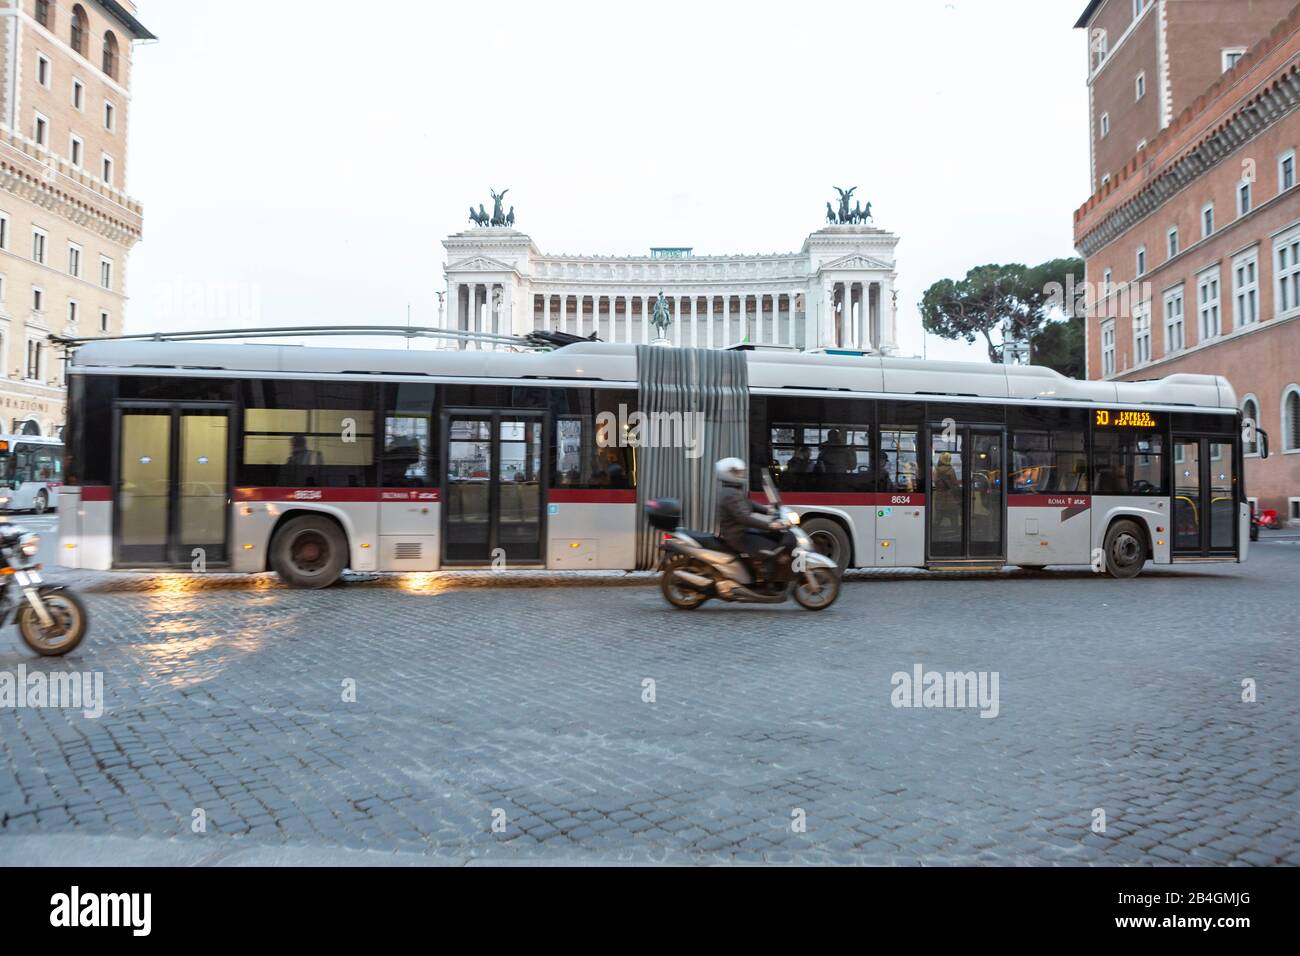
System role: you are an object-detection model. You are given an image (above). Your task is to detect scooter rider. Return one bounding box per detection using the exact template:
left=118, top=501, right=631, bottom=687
left=715, top=457, right=784, bottom=575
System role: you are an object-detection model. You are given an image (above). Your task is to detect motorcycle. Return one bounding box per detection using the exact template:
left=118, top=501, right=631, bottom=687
left=0, top=524, right=87, bottom=656
left=647, top=469, right=842, bottom=611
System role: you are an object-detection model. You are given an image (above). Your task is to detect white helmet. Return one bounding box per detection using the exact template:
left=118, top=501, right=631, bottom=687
left=715, top=457, right=747, bottom=484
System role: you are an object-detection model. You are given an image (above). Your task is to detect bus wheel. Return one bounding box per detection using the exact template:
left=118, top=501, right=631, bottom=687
left=270, top=515, right=347, bottom=588
left=33, top=491, right=48, bottom=515
left=1103, top=519, right=1146, bottom=579
left=801, top=518, right=851, bottom=573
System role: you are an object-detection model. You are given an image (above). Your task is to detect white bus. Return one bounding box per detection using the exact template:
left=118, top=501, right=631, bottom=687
left=0, top=434, right=63, bottom=514
left=57, top=338, right=1256, bottom=586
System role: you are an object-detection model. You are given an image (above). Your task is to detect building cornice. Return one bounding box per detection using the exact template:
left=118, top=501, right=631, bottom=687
left=1075, top=58, right=1300, bottom=258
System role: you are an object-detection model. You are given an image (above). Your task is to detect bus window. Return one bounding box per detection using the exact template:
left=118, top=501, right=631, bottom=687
left=879, top=428, right=920, bottom=492
left=769, top=424, right=872, bottom=493
left=1093, top=429, right=1166, bottom=495
left=1010, top=431, right=1088, bottom=494
left=381, top=383, right=434, bottom=488
left=551, top=392, right=633, bottom=490
left=240, top=381, right=377, bottom=488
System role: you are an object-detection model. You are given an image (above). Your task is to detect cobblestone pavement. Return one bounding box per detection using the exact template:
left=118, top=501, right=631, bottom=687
left=0, top=537, right=1297, bottom=865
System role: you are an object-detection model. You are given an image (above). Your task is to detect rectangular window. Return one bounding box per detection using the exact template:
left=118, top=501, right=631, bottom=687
left=1135, top=245, right=1146, bottom=277
left=33, top=113, right=48, bottom=148
left=67, top=300, right=78, bottom=325
left=26, top=340, right=42, bottom=380
left=1280, top=150, right=1296, bottom=192
left=238, top=380, right=377, bottom=488
left=103, top=101, right=115, bottom=131
left=32, top=287, right=43, bottom=312
left=1093, top=425, right=1166, bottom=496
left=0, top=211, right=8, bottom=251
left=67, top=243, right=81, bottom=277
left=1202, top=203, right=1215, bottom=238
left=1100, top=112, right=1110, bottom=138
left=1238, top=180, right=1252, bottom=217
left=36, top=54, right=49, bottom=88
left=550, top=390, right=637, bottom=490
left=1163, top=286, right=1185, bottom=353
left=72, top=79, right=84, bottom=111
left=69, top=133, right=82, bottom=168
left=101, top=154, right=113, bottom=186
left=1010, top=430, right=1088, bottom=494
left=768, top=422, right=872, bottom=493
left=1197, top=269, right=1221, bottom=341
left=1135, top=72, right=1146, bottom=100
left=99, top=257, right=113, bottom=290
left=1275, top=229, right=1300, bottom=316
left=1167, top=227, right=1178, bottom=259
left=1101, top=319, right=1116, bottom=376
left=1233, top=250, right=1259, bottom=326
left=1133, top=304, right=1151, bottom=365
left=99, top=310, right=109, bottom=333
left=380, top=383, right=436, bottom=488
left=31, top=228, right=46, bottom=264
left=1223, top=48, right=1247, bottom=72
left=1132, top=0, right=1148, bottom=20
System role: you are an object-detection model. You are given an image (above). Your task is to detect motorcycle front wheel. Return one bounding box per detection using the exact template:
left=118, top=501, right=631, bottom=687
left=16, top=587, right=88, bottom=656
left=792, top=568, right=840, bottom=611
left=659, top=555, right=709, bottom=610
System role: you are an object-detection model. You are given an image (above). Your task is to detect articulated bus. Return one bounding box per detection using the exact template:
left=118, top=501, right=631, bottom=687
left=57, top=338, right=1252, bottom=586
left=0, top=434, right=63, bottom=513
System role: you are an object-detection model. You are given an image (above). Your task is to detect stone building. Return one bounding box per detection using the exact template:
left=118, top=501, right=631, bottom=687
left=442, top=220, right=900, bottom=353
left=0, top=0, right=152, bottom=436
left=1075, top=0, right=1300, bottom=524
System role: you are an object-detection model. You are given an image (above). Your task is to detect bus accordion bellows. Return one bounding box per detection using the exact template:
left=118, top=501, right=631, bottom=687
left=57, top=338, right=1255, bottom=587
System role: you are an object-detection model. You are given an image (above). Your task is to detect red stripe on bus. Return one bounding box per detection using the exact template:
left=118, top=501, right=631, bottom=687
left=753, top=492, right=926, bottom=507
left=1007, top=495, right=1091, bottom=508
left=79, top=486, right=112, bottom=501
left=548, top=489, right=637, bottom=504
left=233, top=487, right=441, bottom=503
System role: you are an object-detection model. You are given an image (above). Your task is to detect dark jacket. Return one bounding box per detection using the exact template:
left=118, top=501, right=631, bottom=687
left=717, top=479, right=772, bottom=550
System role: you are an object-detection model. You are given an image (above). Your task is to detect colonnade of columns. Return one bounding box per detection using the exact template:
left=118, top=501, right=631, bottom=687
left=821, top=279, right=891, bottom=351
left=530, top=291, right=806, bottom=348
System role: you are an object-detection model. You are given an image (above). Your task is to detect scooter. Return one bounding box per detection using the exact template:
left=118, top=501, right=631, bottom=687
left=0, top=525, right=87, bottom=656
left=647, top=469, right=841, bottom=611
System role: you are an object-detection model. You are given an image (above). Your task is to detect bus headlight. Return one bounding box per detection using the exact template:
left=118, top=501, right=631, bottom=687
left=18, top=533, right=40, bottom=557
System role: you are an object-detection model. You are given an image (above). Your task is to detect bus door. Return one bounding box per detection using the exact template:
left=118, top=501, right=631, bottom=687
left=1171, top=435, right=1237, bottom=556
left=926, top=423, right=1006, bottom=562
left=114, top=404, right=232, bottom=567
left=442, top=410, right=545, bottom=565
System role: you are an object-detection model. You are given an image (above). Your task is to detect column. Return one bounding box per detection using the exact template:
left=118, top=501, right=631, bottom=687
left=641, top=294, right=650, bottom=343
left=722, top=294, right=730, bottom=347
left=847, top=282, right=857, bottom=349
left=690, top=295, right=698, bottom=347
left=880, top=278, right=896, bottom=351
left=542, top=292, right=550, bottom=332
left=503, top=283, right=513, bottom=337
left=706, top=295, right=714, bottom=349
left=823, top=280, right=834, bottom=347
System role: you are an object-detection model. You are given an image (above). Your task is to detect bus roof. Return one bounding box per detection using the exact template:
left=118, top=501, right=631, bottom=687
left=66, top=340, right=1237, bottom=412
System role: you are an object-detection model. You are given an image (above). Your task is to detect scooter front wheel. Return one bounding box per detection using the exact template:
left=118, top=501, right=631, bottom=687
left=792, top=568, right=840, bottom=611
left=16, top=587, right=88, bottom=656
left=659, top=555, right=709, bottom=610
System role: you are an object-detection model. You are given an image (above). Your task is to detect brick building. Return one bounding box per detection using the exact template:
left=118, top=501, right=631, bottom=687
left=0, top=1, right=152, bottom=437
left=1074, top=0, right=1300, bottom=525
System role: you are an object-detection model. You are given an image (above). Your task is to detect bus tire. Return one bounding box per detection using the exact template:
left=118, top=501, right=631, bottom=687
left=801, top=517, right=851, bottom=572
left=1103, top=519, right=1147, bottom=580
left=33, top=490, right=48, bottom=515
left=270, top=515, right=347, bottom=588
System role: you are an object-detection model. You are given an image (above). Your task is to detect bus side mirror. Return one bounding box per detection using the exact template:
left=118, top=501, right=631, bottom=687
left=1258, top=429, right=1270, bottom=460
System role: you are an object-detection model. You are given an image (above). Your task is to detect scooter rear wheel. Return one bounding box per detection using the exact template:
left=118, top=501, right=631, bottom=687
left=16, top=588, right=88, bottom=656
left=659, top=555, right=709, bottom=610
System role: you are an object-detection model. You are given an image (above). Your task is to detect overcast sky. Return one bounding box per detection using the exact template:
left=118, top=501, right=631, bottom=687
left=124, top=0, right=1090, bottom=361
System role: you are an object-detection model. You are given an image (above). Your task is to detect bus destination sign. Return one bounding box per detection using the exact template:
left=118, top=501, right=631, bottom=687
left=1094, top=409, right=1158, bottom=428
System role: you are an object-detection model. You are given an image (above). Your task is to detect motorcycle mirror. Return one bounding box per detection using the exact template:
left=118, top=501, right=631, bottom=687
left=761, top=467, right=780, bottom=505
left=1258, top=429, right=1270, bottom=460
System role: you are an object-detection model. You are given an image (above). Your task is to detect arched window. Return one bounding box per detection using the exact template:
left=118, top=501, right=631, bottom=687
left=20, top=419, right=41, bottom=436
left=1284, top=385, right=1300, bottom=452
left=35, top=0, right=52, bottom=30
left=70, top=5, right=88, bottom=56
left=1242, top=395, right=1260, bottom=456
left=102, top=30, right=119, bottom=78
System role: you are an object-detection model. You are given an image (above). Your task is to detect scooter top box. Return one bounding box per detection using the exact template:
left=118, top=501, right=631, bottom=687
left=644, top=498, right=681, bottom=531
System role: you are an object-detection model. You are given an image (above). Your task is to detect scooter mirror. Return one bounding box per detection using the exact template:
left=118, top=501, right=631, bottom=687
left=761, top=467, right=780, bottom=504
left=1258, top=429, right=1270, bottom=460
